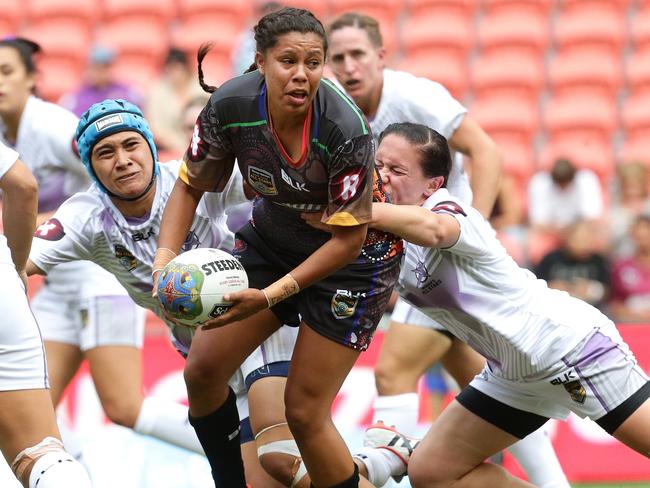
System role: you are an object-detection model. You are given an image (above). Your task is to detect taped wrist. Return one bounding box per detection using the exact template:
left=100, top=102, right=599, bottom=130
left=262, top=273, right=300, bottom=307
left=152, top=247, right=177, bottom=275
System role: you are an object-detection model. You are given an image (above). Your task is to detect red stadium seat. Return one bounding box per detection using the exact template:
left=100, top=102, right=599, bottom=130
left=539, top=137, right=615, bottom=182
left=559, top=0, right=630, bottom=15
left=470, top=96, right=539, bottom=147
left=491, top=135, right=536, bottom=185
left=402, top=13, right=473, bottom=61
left=471, top=52, right=544, bottom=104
left=481, top=0, right=554, bottom=17
left=543, top=94, right=617, bottom=147
left=621, top=93, right=650, bottom=142
left=96, top=19, right=170, bottom=68
left=102, top=0, right=176, bottom=23
left=329, top=0, right=402, bottom=20
left=178, top=0, right=252, bottom=27
left=477, top=10, right=549, bottom=57
left=20, top=21, right=91, bottom=73
left=26, top=0, right=98, bottom=30
left=172, top=18, right=239, bottom=79
left=282, top=0, right=330, bottom=21
left=1, top=0, right=24, bottom=35
left=618, top=137, right=650, bottom=167
left=631, top=9, right=650, bottom=53
left=111, top=58, right=159, bottom=93
left=626, top=50, right=650, bottom=96
left=34, top=58, right=80, bottom=102
left=554, top=8, right=626, bottom=57
left=395, top=52, right=469, bottom=100
left=406, top=0, right=476, bottom=19
left=548, top=50, right=622, bottom=98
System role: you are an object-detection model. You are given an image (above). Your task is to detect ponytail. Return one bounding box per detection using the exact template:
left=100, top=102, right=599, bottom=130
left=197, top=43, right=218, bottom=94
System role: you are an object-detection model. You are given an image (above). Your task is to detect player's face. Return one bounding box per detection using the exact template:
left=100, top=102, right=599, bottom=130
left=91, top=131, right=154, bottom=198
left=0, top=47, right=34, bottom=118
left=376, top=133, right=435, bottom=206
left=328, top=26, right=385, bottom=114
left=257, top=32, right=325, bottom=119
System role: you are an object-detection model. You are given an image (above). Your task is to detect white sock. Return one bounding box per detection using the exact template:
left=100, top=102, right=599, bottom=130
left=56, top=418, right=84, bottom=463
left=353, top=446, right=405, bottom=486
left=28, top=451, right=92, bottom=488
left=508, top=426, right=570, bottom=488
left=372, top=393, right=419, bottom=437
left=134, top=397, right=205, bottom=454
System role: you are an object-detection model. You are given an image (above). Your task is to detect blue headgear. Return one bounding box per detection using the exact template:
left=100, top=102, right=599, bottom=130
left=76, top=99, right=159, bottom=200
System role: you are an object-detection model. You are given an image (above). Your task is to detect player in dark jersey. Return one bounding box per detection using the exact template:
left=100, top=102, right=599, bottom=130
left=154, top=7, right=402, bottom=488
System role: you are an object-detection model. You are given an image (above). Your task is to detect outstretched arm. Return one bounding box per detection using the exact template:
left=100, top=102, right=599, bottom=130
left=371, top=202, right=460, bottom=249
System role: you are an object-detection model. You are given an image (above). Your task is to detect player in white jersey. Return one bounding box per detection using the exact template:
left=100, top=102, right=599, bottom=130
left=0, top=141, right=91, bottom=487
left=327, top=13, right=569, bottom=488
left=367, top=122, right=650, bottom=487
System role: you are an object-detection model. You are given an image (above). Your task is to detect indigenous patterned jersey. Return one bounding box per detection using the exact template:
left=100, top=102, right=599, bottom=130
left=398, top=189, right=611, bottom=380
left=181, top=71, right=400, bottom=263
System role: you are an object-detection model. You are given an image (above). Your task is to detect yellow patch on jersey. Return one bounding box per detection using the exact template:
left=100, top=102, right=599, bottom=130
left=179, top=160, right=190, bottom=184
left=326, top=212, right=360, bottom=226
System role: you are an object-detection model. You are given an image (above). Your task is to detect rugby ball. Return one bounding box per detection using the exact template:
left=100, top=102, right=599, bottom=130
left=156, top=248, right=248, bottom=327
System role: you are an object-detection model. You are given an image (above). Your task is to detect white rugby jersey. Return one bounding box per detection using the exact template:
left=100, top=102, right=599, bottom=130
left=397, top=189, right=612, bottom=380
left=369, top=69, right=472, bottom=203
left=0, top=141, right=19, bottom=266
left=1, top=96, right=126, bottom=296
left=30, top=160, right=247, bottom=318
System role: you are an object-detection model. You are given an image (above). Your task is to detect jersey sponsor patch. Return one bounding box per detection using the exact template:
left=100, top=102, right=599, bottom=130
left=248, top=166, right=278, bottom=196
left=114, top=244, right=137, bottom=271
left=431, top=200, right=466, bottom=216
left=34, top=218, right=66, bottom=241
left=331, top=167, right=365, bottom=205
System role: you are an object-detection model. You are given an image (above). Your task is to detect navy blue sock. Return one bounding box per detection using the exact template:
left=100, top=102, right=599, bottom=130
left=188, top=388, right=246, bottom=487
left=310, top=464, right=360, bottom=488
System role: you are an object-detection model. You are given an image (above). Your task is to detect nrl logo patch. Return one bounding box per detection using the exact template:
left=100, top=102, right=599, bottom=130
left=95, top=114, right=123, bottom=132
left=563, top=380, right=587, bottom=404
left=114, top=244, right=137, bottom=271
left=331, top=289, right=365, bottom=320
left=248, top=166, right=278, bottom=196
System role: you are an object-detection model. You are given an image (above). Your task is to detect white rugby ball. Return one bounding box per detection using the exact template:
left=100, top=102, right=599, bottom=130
left=156, top=248, right=248, bottom=327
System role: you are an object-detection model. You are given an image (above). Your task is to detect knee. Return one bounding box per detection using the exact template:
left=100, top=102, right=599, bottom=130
left=375, top=355, right=415, bottom=395
left=409, top=449, right=447, bottom=488
left=183, top=352, right=226, bottom=393
left=102, top=397, right=141, bottom=428
left=284, top=402, right=315, bottom=438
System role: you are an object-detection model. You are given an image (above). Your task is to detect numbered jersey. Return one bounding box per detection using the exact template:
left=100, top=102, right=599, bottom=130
left=397, top=189, right=611, bottom=380
left=181, top=71, right=394, bottom=263
left=30, top=161, right=248, bottom=316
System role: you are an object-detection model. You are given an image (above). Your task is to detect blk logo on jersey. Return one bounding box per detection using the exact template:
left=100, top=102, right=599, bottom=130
left=281, top=168, right=309, bottom=192
left=331, top=167, right=365, bottom=205
left=115, top=244, right=137, bottom=271
left=432, top=201, right=467, bottom=216
left=132, top=229, right=155, bottom=242
left=34, top=218, right=65, bottom=241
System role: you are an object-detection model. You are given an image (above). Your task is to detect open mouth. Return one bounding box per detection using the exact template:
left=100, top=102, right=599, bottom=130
left=287, top=89, right=308, bottom=105
left=345, top=79, right=361, bottom=91
left=117, top=172, right=139, bottom=182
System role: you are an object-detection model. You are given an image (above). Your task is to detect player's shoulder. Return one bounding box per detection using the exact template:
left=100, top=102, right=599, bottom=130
left=383, top=69, right=452, bottom=101
left=25, top=97, right=78, bottom=143
left=317, top=77, right=370, bottom=142
left=208, top=71, right=263, bottom=112
left=426, top=189, right=469, bottom=216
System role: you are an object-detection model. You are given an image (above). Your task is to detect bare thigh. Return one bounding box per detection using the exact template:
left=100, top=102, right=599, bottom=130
left=376, top=322, right=453, bottom=394
left=440, top=339, right=487, bottom=389
left=85, top=345, right=143, bottom=427
left=241, top=441, right=286, bottom=488
left=43, top=341, right=83, bottom=406
left=611, top=396, right=650, bottom=457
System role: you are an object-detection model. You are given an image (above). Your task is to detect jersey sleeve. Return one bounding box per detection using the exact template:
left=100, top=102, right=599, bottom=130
left=29, top=200, right=93, bottom=273
left=323, top=134, right=374, bottom=226
left=199, top=162, right=249, bottom=216
left=405, top=77, right=467, bottom=139
left=0, top=141, right=18, bottom=179
left=179, top=95, right=236, bottom=192
left=433, top=201, right=494, bottom=260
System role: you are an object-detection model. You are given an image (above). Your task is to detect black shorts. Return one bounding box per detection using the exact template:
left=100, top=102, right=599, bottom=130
left=233, top=223, right=401, bottom=351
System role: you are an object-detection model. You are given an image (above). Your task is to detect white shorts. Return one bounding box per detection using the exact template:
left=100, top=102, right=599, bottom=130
left=33, top=285, right=146, bottom=351
left=466, top=325, right=649, bottom=432
left=391, top=297, right=447, bottom=332
left=0, top=263, right=48, bottom=391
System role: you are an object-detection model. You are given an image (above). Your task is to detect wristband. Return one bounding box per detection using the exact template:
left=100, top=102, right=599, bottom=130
left=262, top=273, right=300, bottom=308
left=152, top=247, right=177, bottom=276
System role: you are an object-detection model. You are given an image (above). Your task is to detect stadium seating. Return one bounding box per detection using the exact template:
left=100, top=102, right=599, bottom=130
left=625, top=50, right=650, bottom=96
left=406, top=0, right=476, bottom=19
left=401, top=13, right=472, bottom=61
left=26, top=0, right=98, bottom=31
left=491, top=134, right=536, bottom=185
left=477, top=10, right=549, bottom=58
left=283, top=0, right=330, bottom=21
left=470, top=95, right=539, bottom=148
left=548, top=49, right=622, bottom=98
left=481, top=0, right=554, bottom=17
left=34, top=58, right=80, bottom=102
left=553, top=8, right=626, bottom=58
left=630, top=9, right=650, bottom=54
left=20, top=21, right=91, bottom=73
left=177, top=0, right=252, bottom=26
left=0, top=0, right=22, bottom=37
left=618, top=138, right=650, bottom=167
left=471, top=52, right=544, bottom=104
left=102, top=0, right=176, bottom=23
left=329, top=0, right=402, bottom=20
left=96, top=18, right=170, bottom=68
left=559, top=0, right=630, bottom=15
left=621, top=93, right=650, bottom=142
left=539, top=138, right=615, bottom=182
left=394, top=52, right=468, bottom=100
